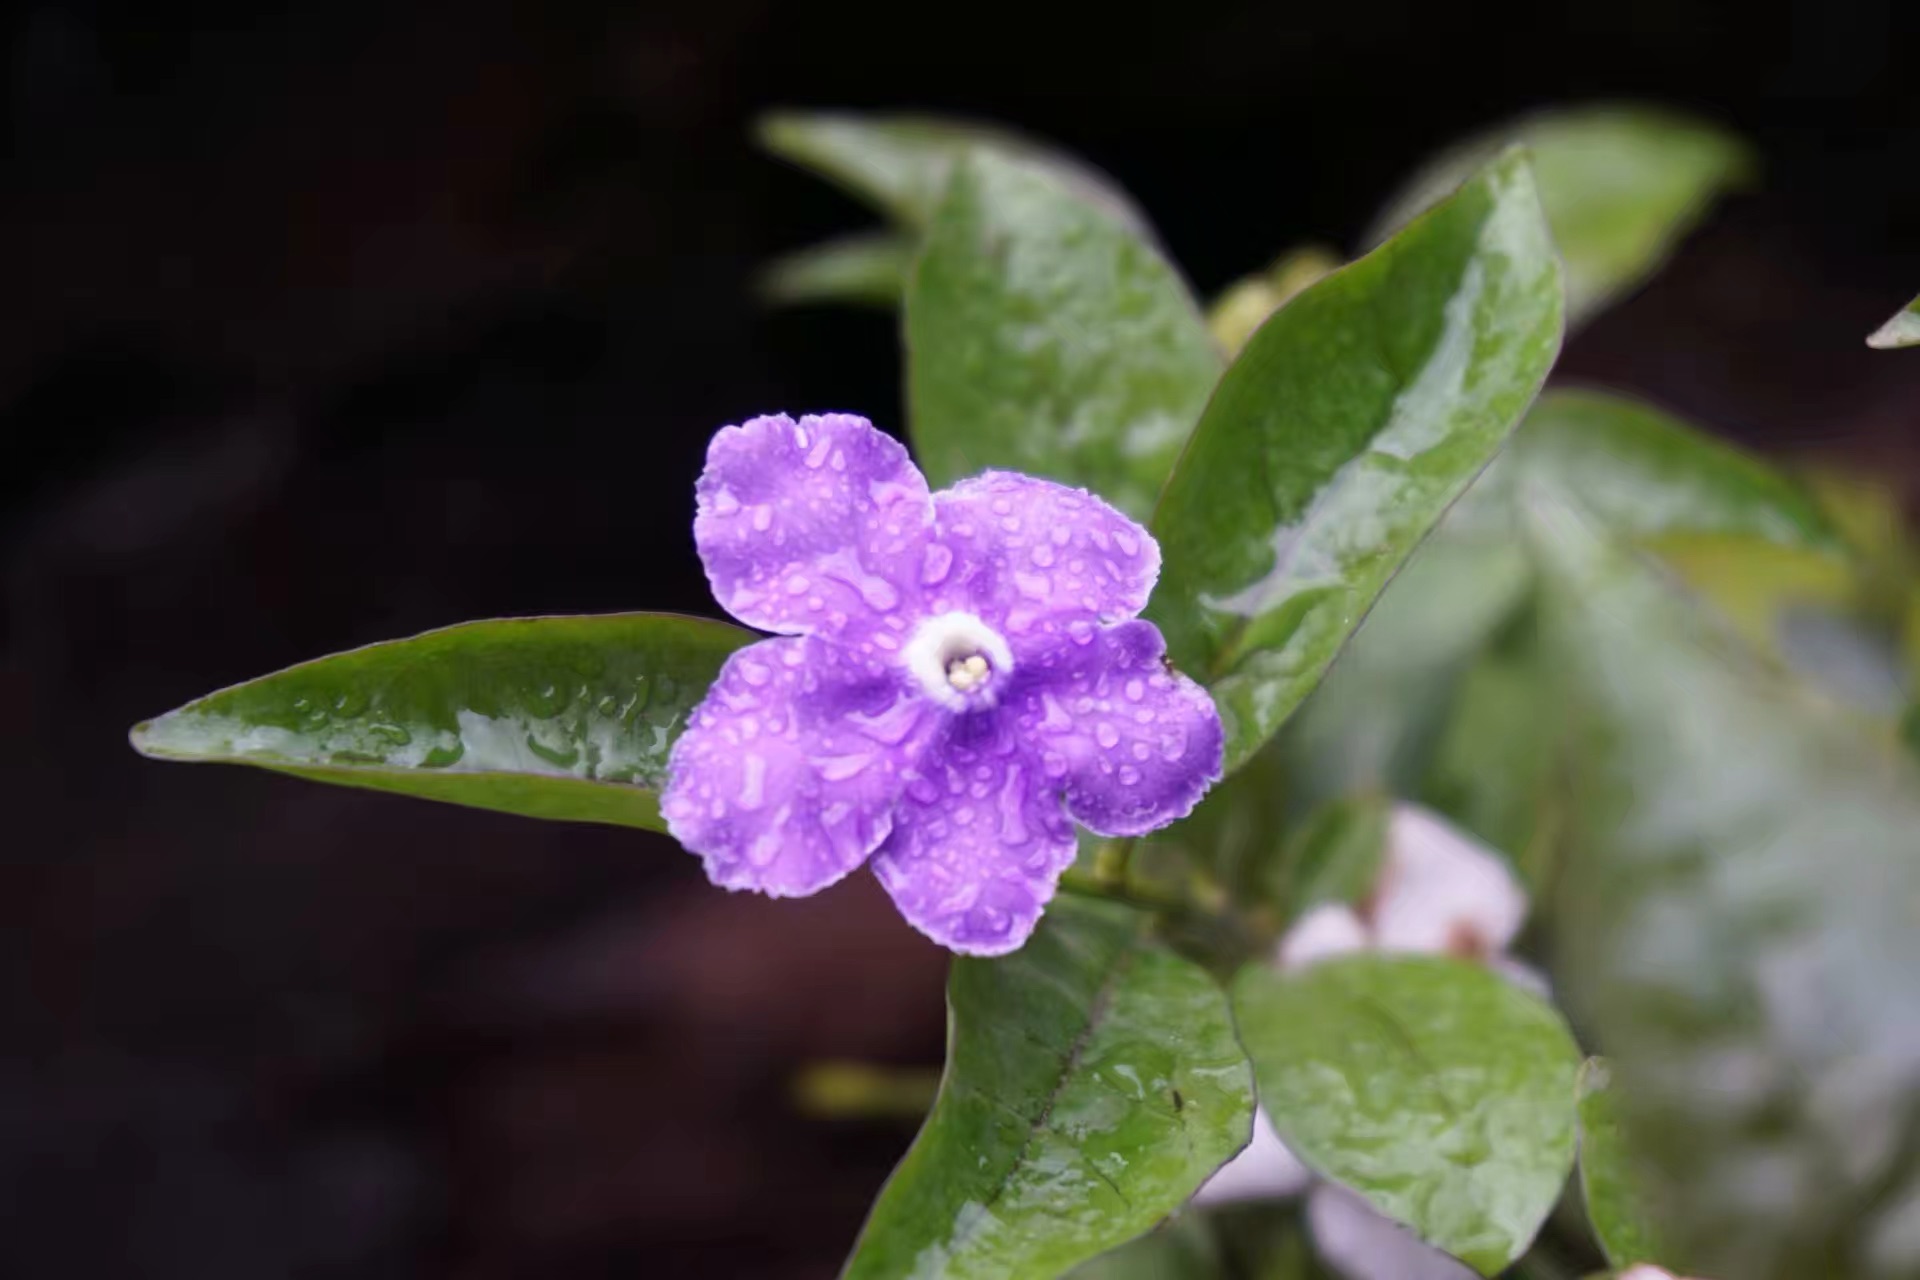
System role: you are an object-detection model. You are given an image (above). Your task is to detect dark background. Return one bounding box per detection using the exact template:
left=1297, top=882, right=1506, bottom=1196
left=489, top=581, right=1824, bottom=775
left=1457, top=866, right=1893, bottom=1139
left=5, top=1, right=1919, bottom=1276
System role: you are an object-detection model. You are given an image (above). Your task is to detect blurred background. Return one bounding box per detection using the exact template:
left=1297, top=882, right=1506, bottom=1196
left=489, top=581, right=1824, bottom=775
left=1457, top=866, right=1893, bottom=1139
left=4, top=1, right=1919, bottom=1276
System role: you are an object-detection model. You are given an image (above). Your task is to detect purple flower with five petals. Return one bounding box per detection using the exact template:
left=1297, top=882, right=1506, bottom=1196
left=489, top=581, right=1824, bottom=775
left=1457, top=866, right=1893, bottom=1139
left=660, top=413, right=1224, bottom=955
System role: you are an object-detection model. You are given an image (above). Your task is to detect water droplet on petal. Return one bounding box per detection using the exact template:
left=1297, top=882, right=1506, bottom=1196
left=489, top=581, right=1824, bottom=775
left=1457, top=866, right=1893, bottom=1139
left=751, top=505, right=773, bottom=532
left=1118, top=765, right=1141, bottom=786
left=738, top=754, right=767, bottom=809
left=921, top=542, right=954, bottom=585
left=1095, top=723, right=1120, bottom=749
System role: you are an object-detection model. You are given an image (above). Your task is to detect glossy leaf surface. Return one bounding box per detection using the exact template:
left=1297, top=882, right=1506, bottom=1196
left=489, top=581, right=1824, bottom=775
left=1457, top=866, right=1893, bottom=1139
left=907, top=150, right=1222, bottom=517
left=131, top=613, right=751, bottom=831
left=1868, top=292, right=1920, bottom=349
left=1534, top=502, right=1920, bottom=1279
left=1234, top=953, right=1581, bottom=1275
left=844, top=897, right=1255, bottom=1280
left=1368, top=105, right=1751, bottom=324
left=1151, top=149, right=1562, bottom=771
left=1576, top=1059, right=1663, bottom=1270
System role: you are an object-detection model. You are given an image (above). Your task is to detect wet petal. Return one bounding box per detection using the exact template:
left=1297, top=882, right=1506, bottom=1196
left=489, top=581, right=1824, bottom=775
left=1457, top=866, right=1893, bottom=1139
left=662, top=635, right=933, bottom=897
left=869, top=713, right=1078, bottom=956
left=927, top=472, right=1160, bottom=643
left=694, top=413, right=932, bottom=647
left=1012, top=619, right=1223, bottom=837
left=1370, top=803, right=1529, bottom=957
left=1306, top=1184, right=1478, bottom=1280
left=1192, top=1106, right=1315, bottom=1206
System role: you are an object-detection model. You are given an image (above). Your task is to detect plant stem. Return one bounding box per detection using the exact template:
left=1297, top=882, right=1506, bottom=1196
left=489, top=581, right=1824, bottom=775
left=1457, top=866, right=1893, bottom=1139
left=1057, top=866, right=1190, bottom=915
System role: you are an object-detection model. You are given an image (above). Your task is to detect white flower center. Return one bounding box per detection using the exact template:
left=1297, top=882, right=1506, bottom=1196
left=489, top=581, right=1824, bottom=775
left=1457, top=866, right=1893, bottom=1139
left=903, top=611, right=1014, bottom=710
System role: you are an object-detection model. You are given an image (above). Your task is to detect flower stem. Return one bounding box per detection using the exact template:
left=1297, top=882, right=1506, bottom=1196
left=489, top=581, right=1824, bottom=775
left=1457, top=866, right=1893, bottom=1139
left=1058, top=863, right=1189, bottom=915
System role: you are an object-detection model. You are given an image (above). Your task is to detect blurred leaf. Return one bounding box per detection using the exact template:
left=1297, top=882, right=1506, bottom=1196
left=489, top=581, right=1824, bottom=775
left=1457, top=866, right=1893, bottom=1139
left=130, top=613, right=750, bottom=831
left=1419, top=611, right=1563, bottom=886
left=1233, top=953, right=1582, bottom=1275
left=1066, top=1217, right=1225, bottom=1279
left=1280, top=791, right=1390, bottom=914
left=1277, top=530, right=1533, bottom=809
left=844, top=897, right=1256, bottom=1280
left=1367, top=104, right=1752, bottom=325
left=1514, top=389, right=1843, bottom=551
left=1208, top=246, right=1343, bottom=356
left=761, top=230, right=913, bottom=307
left=1576, top=1058, right=1664, bottom=1269
left=1532, top=499, right=1920, bottom=1279
left=1151, top=149, right=1563, bottom=773
left=906, top=150, right=1222, bottom=518
left=1868, top=293, right=1920, bottom=349
left=757, top=110, right=1151, bottom=235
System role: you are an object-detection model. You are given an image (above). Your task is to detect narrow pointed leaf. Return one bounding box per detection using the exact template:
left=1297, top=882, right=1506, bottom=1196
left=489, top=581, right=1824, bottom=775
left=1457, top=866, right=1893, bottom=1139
left=1576, top=1059, right=1664, bottom=1270
left=1868, top=293, right=1920, bottom=349
left=1151, top=149, right=1562, bottom=772
left=761, top=230, right=914, bottom=307
left=757, top=110, right=1150, bottom=236
left=843, top=896, right=1255, bottom=1280
left=1367, top=105, right=1752, bottom=325
left=130, top=613, right=752, bottom=831
left=907, top=150, right=1223, bottom=518
left=1531, top=500, right=1920, bottom=1279
left=1233, top=953, right=1582, bottom=1276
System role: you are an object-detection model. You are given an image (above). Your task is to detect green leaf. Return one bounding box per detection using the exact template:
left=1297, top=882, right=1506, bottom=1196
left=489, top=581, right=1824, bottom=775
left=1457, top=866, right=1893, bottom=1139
left=757, top=110, right=1151, bottom=236
left=1151, top=148, right=1563, bottom=772
left=1576, top=1058, right=1664, bottom=1270
left=1513, top=389, right=1843, bottom=551
left=843, top=896, right=1255, bottom=1280
left=1233, top=953, right=1582, bottom=1275
left=1368, top=104, right=1752, bottom=325
left=129, top=613, right=752, bottom=831
left=761, top=230, right=914, bottom=307
left=1278, top=791, right=1390, bottom=915
left=906, top=150, right=1223, bottom=519
left=1530, top=499, right=1920, bottom=1279
left=1868, top=292, right=1920, bottom=349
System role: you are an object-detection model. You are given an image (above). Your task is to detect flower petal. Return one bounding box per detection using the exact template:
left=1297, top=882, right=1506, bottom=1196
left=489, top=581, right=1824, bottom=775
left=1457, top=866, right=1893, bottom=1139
left=1276, top=903, right=1372, bottom=970
left=662, top=635, right=933, bottom=897
left=1306, top=1184, right=1478, bottom=1280
left=694, top=413, right=932, bottom=647
left=1370, top=803, right=1529, bottom=957
left=1013, top=619, right=1224, bottom=837
left=1192, top=1106, right=1315, bottom=1206
left=927, top=472, right=1161, bottom=643
left=868, top=714, right=1078, bottom=956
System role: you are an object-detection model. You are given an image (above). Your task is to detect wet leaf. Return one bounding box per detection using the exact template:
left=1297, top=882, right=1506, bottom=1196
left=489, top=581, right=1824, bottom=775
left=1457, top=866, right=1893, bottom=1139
left=1368, top=104, right=1751, bottom=324
left=761, top=230, right=914, bottom=307
left=1532, top=500, right=1920, bottom=1279
left=1151, top=149, right=1562, bottom=772
left=843, top=897, right=1255, bottom=1280
left=130, top=613, right=751, bottom=831
left=1233, top=953, right=1582, bottom=1275
left=907, top=150, right=1222, bottom=518
left=757, top=111, right=1151, bottom=234
left=1868, top=292, right=1920, bottom=349
left=1576, top=1058, right=1664, bottom=1269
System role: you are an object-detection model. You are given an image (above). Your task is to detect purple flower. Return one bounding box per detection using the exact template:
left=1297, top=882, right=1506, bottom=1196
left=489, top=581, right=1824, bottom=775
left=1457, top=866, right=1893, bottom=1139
left=660, top=412, right=1224, bottom=955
